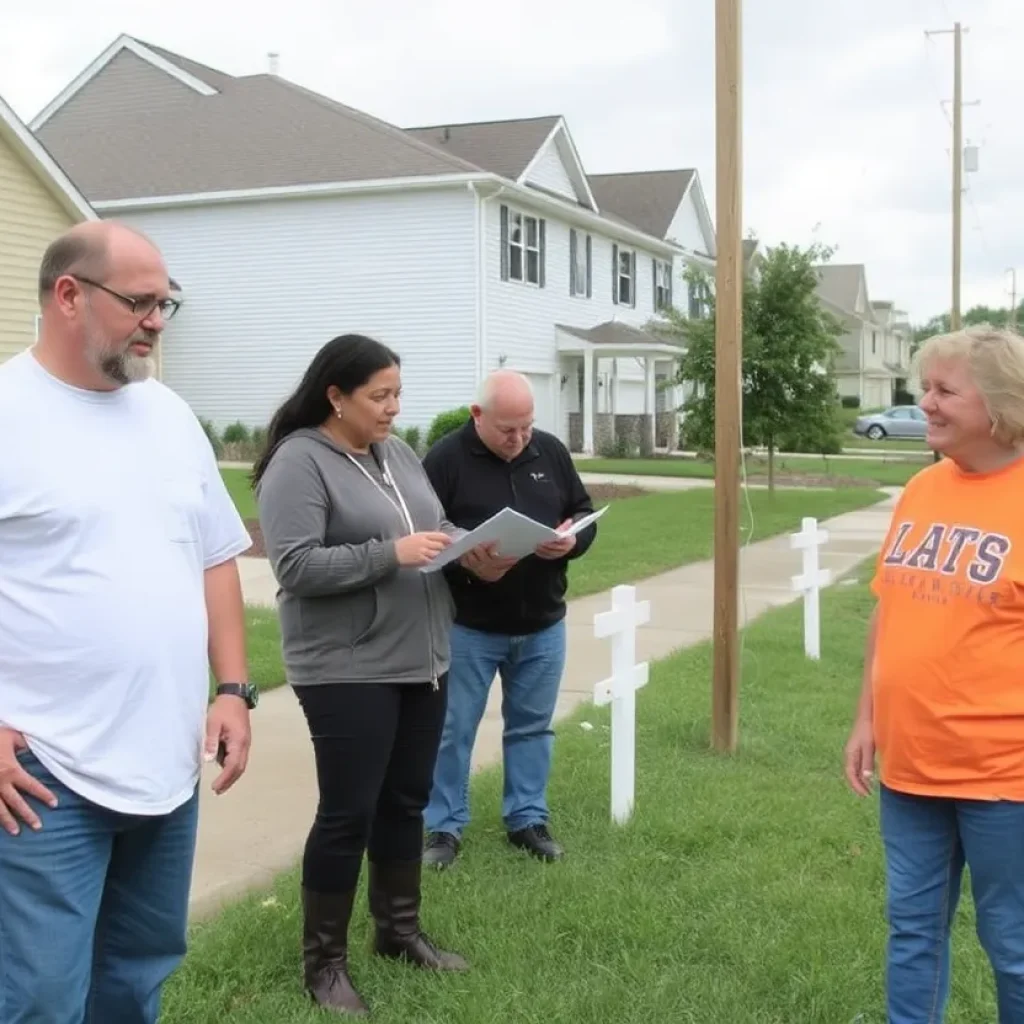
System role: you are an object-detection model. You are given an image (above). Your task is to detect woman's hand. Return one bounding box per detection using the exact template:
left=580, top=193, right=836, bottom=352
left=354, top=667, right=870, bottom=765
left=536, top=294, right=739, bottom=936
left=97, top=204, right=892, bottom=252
left=395, top=532, right=452, bottom=567
left=844, top=717, right=876, bottom=797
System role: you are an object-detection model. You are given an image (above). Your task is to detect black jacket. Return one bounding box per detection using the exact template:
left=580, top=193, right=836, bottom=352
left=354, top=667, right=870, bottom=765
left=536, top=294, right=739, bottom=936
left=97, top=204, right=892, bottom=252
left=422, top=421, right=597, bottom=635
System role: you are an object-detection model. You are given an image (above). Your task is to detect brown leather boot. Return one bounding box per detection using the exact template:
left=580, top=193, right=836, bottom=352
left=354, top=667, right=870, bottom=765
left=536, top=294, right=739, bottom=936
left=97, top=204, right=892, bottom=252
left=301, top=888, right=370, bottom=1015
left=367, top=860, right=469, bottom=971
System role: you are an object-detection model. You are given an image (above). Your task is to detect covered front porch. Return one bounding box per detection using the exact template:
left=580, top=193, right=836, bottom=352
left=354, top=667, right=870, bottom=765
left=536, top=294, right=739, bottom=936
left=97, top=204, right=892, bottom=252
left=555, top=320, right=685, bottom=456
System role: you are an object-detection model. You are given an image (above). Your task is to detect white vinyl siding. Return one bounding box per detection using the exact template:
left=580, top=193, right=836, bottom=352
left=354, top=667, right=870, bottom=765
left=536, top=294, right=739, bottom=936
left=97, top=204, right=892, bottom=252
left=111, top=187, right=478, bottom=431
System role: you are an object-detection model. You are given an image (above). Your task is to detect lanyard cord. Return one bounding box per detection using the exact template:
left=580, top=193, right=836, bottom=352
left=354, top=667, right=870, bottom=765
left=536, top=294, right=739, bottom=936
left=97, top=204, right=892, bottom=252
left=343, top=453, right=415, bottom=535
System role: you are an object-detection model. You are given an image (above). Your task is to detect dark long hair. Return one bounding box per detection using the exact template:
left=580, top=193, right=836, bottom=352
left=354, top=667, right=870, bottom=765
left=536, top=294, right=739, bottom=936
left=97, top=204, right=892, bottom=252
left=251, top=333, right=400, bottom=486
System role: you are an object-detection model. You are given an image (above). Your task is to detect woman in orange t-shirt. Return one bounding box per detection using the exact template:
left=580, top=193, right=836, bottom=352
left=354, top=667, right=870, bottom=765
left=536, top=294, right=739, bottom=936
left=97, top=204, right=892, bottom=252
left=844, top=326, right=1024, bottom=1024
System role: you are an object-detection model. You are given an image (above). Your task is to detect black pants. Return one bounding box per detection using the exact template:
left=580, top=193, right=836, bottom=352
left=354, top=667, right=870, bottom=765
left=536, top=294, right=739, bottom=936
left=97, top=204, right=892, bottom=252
left=294, top=677, right=448, bottom=893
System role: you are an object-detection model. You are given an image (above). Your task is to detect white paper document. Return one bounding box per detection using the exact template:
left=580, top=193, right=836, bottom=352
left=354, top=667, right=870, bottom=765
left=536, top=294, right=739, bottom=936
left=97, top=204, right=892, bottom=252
left=421, top=505, right=608, bottom=573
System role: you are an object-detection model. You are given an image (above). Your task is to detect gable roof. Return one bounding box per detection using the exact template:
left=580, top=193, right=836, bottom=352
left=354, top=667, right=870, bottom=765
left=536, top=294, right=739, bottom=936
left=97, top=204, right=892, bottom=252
left=31, top=35, right=483, bottom=202
left=814, top=264, right=875, bottom=321
left=587, top=169, right=695, bottom=239
left=0, top=91, right=95, bottom=221
left=26, top=36, right=682, bottom=257
left=404, top=116, right=559, bottom=181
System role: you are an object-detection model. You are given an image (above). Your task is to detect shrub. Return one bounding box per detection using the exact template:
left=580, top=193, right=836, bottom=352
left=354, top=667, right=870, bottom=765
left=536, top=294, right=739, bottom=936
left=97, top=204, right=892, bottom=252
left=426, top=406, right=471, bottom=449
left=222, top=421, right=250, bottom=445
left=198, top=417, right=223, bottom=458
left=840, top=396, right=860, bottom=409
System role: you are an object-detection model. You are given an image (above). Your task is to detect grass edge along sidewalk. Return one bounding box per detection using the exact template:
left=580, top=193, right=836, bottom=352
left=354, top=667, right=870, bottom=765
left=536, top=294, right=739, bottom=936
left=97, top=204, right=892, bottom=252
left=162, top=561, right=997, bottom=1024
left=239, top=483, right=890, bottom=695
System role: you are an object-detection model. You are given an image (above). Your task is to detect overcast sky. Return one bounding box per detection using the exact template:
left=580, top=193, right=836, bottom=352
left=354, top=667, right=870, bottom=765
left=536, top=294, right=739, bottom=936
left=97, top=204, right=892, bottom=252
left=2, top=0, right=1018, bottom=324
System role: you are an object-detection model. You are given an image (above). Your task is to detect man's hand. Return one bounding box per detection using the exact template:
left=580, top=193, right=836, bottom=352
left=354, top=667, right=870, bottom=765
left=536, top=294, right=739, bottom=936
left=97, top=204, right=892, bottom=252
left=534, top=519, right=577, bottom=560
left=204, top=696, right=252, bottom=796
left=460, top=542, right=519, bottom=582
left=0, top=728, right=58, bottom=836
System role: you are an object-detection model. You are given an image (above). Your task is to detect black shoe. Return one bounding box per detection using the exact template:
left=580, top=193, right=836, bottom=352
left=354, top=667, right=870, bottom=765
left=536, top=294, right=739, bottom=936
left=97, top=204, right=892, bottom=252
left=422, top=831, right=460, bottom=869
left=367, top=860, right=469, bottom=971
left=507, top=824, right=564, bottom=862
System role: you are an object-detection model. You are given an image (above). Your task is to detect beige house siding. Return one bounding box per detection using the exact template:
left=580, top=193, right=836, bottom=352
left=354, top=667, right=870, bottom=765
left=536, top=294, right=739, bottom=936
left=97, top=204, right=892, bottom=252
left=0, top=135, right=78, bottom=365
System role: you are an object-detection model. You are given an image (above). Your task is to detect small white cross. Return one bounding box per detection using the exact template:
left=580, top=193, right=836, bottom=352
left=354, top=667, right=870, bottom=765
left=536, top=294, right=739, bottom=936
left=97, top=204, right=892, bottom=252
left=790, top=516, right=832, bottom=660
left=593, top=584, right=651, bottom=825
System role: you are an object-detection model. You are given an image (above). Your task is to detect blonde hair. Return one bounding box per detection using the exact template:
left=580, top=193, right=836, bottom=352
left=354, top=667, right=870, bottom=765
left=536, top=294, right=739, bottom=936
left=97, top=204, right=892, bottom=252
left=913, top=324, right=1024, bottom=445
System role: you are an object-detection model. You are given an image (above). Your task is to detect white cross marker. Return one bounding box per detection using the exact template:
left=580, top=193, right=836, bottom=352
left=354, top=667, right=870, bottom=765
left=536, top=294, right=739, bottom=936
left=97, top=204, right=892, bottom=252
left=790, top=516, right=832, bottom=660
left=593, top=584, right=651, bottom=824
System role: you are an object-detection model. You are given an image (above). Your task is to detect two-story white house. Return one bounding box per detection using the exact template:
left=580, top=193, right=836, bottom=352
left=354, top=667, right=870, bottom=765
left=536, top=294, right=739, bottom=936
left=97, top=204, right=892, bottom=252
left=813, top=263, right=910, bottom=409
left=30, top=34, right=718, bottom=454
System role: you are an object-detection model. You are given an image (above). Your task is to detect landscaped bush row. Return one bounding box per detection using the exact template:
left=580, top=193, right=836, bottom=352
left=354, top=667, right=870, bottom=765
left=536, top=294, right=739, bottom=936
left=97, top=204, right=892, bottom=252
left=198, top=406, right=472, bottom=462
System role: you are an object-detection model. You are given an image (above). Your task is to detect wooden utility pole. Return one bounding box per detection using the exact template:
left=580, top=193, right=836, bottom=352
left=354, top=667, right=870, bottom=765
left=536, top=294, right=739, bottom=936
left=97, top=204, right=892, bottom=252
left=952, top=21, right=963, bottom=332
left=711, top=0, right=742, bottom=753
left=1008, top=268, right=1018, bottom=327
left=926, top=22, right=966, bottom=332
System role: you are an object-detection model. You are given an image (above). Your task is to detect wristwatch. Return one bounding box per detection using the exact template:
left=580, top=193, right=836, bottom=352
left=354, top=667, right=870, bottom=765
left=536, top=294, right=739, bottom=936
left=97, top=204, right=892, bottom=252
left=215, top=682, right=260, bottom=710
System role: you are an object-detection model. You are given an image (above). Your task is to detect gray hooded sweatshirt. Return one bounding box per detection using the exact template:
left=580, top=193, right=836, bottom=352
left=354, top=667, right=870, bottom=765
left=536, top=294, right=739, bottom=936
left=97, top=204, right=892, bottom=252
left=255, top=429, right=461, bottom=687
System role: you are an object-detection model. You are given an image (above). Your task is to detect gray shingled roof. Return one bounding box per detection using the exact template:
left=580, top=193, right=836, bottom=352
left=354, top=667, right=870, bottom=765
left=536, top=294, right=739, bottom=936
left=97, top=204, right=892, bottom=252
left=813, top=264, right=870, bottom=317
left=33, top=41, right=483, bottom=201
left=587, top=169, right=695, bottom=239
left=403, top=116, right=559, bottom=181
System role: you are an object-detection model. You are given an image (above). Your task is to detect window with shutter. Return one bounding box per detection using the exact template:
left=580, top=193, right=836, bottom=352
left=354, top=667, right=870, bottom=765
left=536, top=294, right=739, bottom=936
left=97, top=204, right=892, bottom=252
left=504, top=207, right=543, bottom=286
left=616, top=248, right=635, bottom=306
left=570, top=230, right=590, bottom=298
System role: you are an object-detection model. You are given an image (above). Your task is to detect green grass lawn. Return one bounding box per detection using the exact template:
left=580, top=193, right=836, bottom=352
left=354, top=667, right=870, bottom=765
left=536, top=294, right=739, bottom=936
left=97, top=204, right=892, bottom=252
left=222, top=467, right=258, bottom=520
left=164, top=564, right=996, bottom=1023
left=580, top=455, right=928, bottom=488
left=240, top=485, right=887, bottom=694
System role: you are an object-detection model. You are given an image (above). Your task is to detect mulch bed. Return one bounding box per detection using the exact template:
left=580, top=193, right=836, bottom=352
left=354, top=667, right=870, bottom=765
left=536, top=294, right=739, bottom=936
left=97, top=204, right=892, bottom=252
left=239, top=482, right=650, bottom=559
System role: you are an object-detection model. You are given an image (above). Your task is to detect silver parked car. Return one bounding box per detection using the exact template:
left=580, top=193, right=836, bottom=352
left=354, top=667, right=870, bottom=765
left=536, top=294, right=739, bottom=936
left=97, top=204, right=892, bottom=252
left=853, top=405, right=928, bottom=440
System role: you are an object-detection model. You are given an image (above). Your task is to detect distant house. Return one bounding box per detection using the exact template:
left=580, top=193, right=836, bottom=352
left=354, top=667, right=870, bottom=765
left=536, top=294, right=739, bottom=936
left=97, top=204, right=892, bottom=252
left=31, top=35, right=718, bottom=453
left=0, top=91, right=95, bottom=366
left=813, top=263, right=910, bottom=409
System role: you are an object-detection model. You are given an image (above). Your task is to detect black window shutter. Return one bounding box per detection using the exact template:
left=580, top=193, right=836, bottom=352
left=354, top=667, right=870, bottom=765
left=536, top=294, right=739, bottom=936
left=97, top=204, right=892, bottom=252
left=667, top=261, right=674, bottom=308
left=612, top=243, right=619, bottom=304
left=538, top=219, right=547, bottom=288
left=652, top=259, right=658, bottom=309
left=500, top=205, right=509, bottom=282
left=569, top=230, right=577, bottom=296
left=585, top=234, right=592, bottom=298
left=630, top=251, right=637, bottom=307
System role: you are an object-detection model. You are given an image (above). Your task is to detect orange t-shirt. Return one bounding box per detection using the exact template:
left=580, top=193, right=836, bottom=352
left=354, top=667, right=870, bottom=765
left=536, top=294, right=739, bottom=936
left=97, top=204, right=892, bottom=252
left=871, top=456, right=1024, bottom=800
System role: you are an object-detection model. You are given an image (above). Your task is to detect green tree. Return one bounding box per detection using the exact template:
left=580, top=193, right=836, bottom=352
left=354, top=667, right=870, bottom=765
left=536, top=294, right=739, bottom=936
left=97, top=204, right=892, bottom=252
left=912, top=302, right=1024, bottom=352
left=667, top=242, right=845, bottom=492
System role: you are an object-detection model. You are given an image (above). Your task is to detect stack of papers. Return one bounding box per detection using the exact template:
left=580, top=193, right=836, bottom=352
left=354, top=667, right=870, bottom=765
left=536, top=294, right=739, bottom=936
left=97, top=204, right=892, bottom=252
left=421, top=506, right=608, bottom=573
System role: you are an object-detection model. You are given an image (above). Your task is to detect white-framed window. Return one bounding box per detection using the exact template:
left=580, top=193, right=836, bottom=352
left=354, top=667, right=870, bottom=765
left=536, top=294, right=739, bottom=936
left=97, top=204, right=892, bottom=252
left=688, top=279, right=710, bottom=319
left=569, top=229, right=591, bottom=298
left=501, top=205, right=545, bottom=287
left=653, top=260, right=673, bottom=311
left=612, top=244, right=636, bottom=306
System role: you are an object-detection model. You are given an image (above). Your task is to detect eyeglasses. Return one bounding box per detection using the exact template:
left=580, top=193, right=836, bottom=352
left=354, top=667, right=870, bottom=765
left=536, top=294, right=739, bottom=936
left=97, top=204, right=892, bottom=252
left=72, top=275, right=181, bottom=322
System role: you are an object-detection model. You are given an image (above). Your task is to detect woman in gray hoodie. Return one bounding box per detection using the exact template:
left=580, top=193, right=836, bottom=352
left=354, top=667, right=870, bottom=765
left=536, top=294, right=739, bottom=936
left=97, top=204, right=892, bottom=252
left=253, top=334, right=468, bottom=1016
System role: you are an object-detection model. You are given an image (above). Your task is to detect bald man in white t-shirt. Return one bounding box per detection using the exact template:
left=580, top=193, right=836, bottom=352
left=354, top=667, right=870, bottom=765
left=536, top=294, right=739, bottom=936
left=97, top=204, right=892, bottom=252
left=0, top=221, right=255, bottom=1024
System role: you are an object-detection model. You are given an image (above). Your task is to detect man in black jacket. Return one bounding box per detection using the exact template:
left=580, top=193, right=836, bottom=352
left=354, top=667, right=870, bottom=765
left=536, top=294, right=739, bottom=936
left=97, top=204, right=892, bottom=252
left=421, top=371, right=598, bottom=867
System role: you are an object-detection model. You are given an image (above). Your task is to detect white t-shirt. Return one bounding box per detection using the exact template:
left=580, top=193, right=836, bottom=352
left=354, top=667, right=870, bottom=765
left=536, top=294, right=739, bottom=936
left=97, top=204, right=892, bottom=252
left=0, top=350, right=251, bottom=816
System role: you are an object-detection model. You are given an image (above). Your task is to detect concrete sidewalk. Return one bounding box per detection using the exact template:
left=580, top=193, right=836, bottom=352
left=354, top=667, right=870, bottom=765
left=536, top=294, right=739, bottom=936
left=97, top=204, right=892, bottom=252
left=190, top=490, right=899, bottom=920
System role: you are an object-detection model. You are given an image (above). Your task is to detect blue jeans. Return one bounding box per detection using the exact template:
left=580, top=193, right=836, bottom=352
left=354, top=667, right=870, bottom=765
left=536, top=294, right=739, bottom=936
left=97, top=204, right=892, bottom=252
left=0, top=749, right=200, bottom=1024
left=880, top=783, right=1024, bottom=1023
left=425, top=620, right=566, bottom=836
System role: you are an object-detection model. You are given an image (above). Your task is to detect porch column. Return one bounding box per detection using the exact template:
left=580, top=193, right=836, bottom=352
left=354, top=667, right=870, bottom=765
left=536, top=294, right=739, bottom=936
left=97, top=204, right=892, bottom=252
left=643, top=354, right=656, bottom=453
left=583, top=347, right=595, bottom=455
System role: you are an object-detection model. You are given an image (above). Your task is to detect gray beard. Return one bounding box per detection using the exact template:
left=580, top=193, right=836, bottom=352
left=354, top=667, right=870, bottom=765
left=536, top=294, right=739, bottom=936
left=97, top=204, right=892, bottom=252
left=99, top=348, right=156, bottom=385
